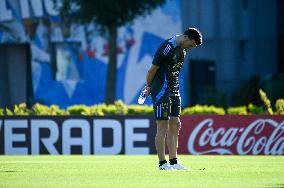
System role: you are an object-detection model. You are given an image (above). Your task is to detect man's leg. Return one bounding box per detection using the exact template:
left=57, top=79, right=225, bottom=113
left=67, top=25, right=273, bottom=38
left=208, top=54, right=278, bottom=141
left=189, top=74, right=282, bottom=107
left=166, top=96, right=186, bottom=170
left=167, top=117, right=181, bottom=159
left=167, top=117, right=187, bottom=170
left=152, top=95, right=172, bottom=169
left=155, top=120, right=169, bottom=162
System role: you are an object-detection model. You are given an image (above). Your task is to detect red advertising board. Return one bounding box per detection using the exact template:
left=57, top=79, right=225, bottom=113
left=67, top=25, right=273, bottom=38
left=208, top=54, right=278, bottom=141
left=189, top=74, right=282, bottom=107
left=178, top=115, right=284, bottom=155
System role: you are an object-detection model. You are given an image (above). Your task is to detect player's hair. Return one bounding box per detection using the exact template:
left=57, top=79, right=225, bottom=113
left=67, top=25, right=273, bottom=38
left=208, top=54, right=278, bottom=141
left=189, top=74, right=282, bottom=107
left=183, top=28, right=202, bottom=45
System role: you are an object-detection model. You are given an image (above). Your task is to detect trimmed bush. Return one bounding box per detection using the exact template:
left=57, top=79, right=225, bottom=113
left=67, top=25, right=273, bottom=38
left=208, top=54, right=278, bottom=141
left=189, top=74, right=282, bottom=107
left=114, top=100, right=128, bottom=115
left=275, top=99, right=284, bottom=115
left=67, top=101, right=128, bottom=116
left=0, top=108, right=4, bottom=116
left=259, top=89, right=273, bottom=114
left=127, top=105, right=153, bottom=115
left=5, top=108, right=14, bottom=115
left=247, top=103, right=265, bottom=114
left=181, top=105, right=225, bottom=115
left=89, top=105, right=104, bottom=116
left=32, top=103, right=67, bottom=115
left=4, top=103, right=32, bottom=116
left=1, top=99, right=282, bottom=116
left=227, top=106, right=248, bottom=115
left=100, top=104, right=118, bottom=115
left=67, top=105, right=91, bottom=115
left=14, top=103, right=32, bottom=115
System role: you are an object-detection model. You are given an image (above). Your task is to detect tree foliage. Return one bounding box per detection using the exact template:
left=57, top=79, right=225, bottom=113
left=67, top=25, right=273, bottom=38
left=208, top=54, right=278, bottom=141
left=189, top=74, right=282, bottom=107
left=55, top=0, right=165, bottom=31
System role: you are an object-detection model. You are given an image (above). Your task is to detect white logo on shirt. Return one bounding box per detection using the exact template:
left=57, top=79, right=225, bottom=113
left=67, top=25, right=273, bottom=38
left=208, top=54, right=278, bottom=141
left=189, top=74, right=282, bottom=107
left=163, top=44, right=171, bottom=56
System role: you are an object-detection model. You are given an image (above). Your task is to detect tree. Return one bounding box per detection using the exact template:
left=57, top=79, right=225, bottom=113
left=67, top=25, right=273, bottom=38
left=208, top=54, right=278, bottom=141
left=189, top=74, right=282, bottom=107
left=54, top=0, right=166, bottom=104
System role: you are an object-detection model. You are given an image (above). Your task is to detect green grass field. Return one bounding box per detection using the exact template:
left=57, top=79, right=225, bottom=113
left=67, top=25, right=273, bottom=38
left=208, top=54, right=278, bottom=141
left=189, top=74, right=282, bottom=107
left=0, top=155, right=283, bottom=188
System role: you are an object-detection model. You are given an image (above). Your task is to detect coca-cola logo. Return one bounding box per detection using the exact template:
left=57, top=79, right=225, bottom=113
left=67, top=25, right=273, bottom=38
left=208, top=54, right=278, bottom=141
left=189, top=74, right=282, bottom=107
left=187, top=119, right=284, bottom=155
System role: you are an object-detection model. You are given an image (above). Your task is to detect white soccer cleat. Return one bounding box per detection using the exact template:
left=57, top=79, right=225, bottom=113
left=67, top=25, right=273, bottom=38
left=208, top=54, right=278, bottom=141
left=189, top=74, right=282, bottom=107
left=170, top=163, right=188, bottom=170
left=159, top=163, right=174, bottom=170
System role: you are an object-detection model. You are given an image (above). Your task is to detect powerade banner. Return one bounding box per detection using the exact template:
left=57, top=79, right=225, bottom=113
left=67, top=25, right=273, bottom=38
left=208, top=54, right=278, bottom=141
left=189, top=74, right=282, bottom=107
left=0, top=116, right=156, bottom=155
left=0, top=115, right=283, bottom=155
left=0, top=0, right=184, bottom=108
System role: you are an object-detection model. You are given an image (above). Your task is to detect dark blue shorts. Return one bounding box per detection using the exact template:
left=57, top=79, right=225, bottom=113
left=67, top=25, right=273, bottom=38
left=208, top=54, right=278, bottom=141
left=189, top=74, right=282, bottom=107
left=152, top=93, right=181, bottom=120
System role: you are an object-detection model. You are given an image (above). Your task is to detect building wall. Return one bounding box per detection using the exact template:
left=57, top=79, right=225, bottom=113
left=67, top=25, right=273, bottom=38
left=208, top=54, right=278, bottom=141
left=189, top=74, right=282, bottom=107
left=181, top=0, right=278, bottom=105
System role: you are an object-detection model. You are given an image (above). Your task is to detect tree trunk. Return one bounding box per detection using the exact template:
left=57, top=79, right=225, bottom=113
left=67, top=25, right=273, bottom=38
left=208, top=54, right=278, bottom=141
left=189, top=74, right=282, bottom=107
left=105, top=23, right=117, bottom=104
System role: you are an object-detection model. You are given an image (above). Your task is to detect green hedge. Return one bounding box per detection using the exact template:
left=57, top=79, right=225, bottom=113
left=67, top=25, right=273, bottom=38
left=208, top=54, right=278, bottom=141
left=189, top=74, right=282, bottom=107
left=247, top=103, right=266, bottom=114
left=0, top=100, right=153, bottom=116
left=181, top=105, right=225, bottom=115
left=0, top=100, right=283, bottom=116
left=33, top=103, right=67, bottom=115
left=227, top=106, right=248, bottom=115
left=127, top=105, right=153, bottom=115
left=275, top=99, right=284, bottom=115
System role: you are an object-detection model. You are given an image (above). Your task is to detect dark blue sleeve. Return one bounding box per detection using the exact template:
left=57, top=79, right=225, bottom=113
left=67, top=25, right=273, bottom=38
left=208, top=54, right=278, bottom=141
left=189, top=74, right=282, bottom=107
left=152, top=43, right=173, bottom=66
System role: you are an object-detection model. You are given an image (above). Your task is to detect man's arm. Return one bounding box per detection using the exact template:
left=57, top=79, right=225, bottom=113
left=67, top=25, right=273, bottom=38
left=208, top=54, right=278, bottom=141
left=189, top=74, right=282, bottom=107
left=145, top=64, right=159, bottom=96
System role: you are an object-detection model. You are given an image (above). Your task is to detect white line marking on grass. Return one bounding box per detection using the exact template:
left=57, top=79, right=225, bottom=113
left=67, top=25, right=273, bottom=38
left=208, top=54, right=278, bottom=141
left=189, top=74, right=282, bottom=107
left=0, top=160, right=153, bottom=164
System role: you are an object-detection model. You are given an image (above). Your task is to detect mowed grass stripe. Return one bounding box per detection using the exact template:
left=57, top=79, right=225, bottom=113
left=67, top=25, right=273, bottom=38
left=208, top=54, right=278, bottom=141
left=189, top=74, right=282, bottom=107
left=0, top=155, right=283, bottom=188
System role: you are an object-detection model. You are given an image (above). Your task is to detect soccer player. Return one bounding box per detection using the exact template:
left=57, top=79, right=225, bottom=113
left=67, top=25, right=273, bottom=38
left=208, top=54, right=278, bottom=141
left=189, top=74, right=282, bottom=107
left=144, top=28, right=202, bottom=170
